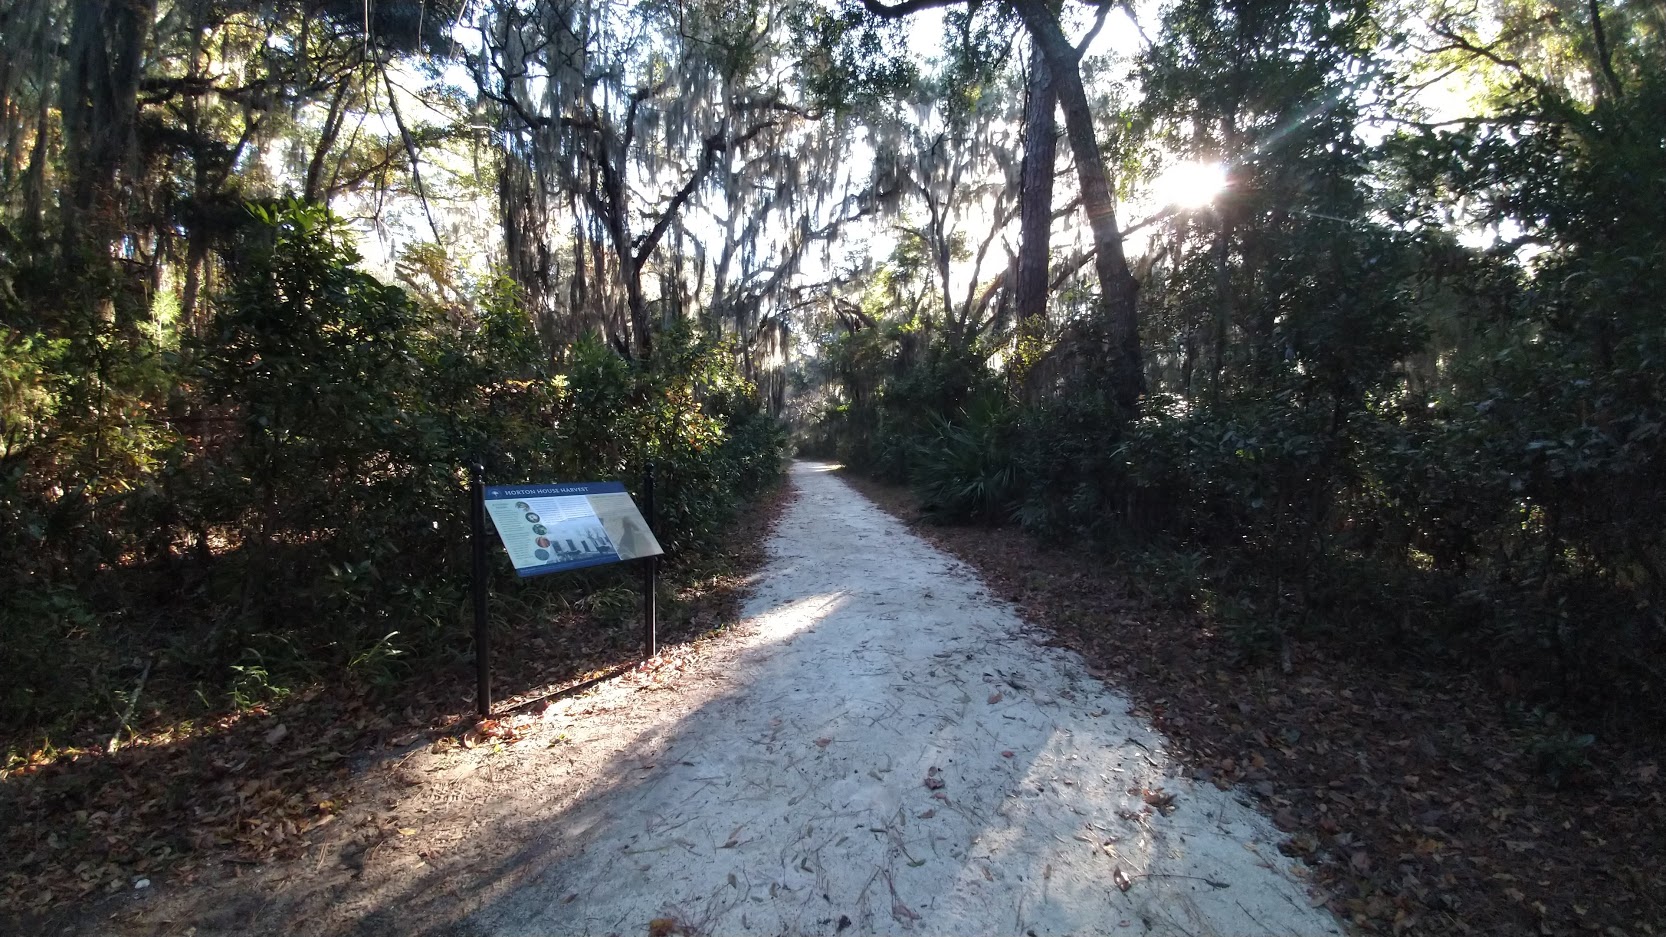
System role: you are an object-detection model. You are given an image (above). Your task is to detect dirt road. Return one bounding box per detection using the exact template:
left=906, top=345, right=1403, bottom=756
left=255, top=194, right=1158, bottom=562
left=106, top=461, right=1340, bottom=937
left=463, top=463, right=1339, bottom=936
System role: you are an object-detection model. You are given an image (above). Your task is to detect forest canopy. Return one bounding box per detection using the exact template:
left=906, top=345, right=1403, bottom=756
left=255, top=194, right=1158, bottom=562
left=1, top=0, right=1663, bottom=766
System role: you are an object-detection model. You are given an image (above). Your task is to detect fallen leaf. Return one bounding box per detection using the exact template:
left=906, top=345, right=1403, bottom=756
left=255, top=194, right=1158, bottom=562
left=722, top=826, right=741, bottom=848
left=1281, top=833, right=1319, bottom=857
left=814, top=738, right=832, bottom=749
left=1001, top=751, right=1015, bottom=758
left=988, top=692, right=1004, bottom=704
left=916, top=808, right=935, bottom=819
left=1113, top=867, right=1132, bottom=892
left=648, top=918, right=677, bottom=937
left=1141, top=789, right=1177, bottom=814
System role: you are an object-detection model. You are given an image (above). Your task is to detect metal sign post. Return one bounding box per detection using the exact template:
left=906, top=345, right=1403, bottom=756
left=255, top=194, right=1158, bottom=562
left=470, top=462, right=491, bottom=716
left=642, top=462, right=657, bottom=660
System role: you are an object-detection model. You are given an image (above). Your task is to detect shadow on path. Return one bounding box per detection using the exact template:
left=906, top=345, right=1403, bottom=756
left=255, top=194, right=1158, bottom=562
left=153, top=462, right=1340, bottom=937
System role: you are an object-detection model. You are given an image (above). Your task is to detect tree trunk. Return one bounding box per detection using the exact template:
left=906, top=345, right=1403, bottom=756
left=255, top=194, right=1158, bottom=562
left=570, top=192, right=588, bottom=338
left=179, top=231, right=209, bottom=336
left=1210, top=220, right=1230, bottom=403
left=59, top=0, right=158, bottom=260
left=20, top=92, right=49, bottom=242
left=1014, top=40, right=1056, bottom=328
left=303, top=76, right=354, bottom=203
left=920, top=186, right=958, bottom=344
left=1009, top=0, right=1143, bottom=414
left=621, top=251, right=650, bottom=360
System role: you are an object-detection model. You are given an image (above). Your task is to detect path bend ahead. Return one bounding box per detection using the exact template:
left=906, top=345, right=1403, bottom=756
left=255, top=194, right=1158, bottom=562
left=470, top=462, right=1341, bottom=937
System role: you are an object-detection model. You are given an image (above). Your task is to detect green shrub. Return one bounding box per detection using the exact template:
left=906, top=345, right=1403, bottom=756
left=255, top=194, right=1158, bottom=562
left=911, top=399, right=1018, bottom=524
left=0, top=201, right=788, bottom=752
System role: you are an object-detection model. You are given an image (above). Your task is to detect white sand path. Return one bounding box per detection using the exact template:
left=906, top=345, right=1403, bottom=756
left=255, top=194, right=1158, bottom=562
left=465, top=462, right=1341, bottom=937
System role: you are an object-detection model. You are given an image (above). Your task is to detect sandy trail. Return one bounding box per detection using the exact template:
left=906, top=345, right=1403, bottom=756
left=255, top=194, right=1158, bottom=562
left=463, top=462, right=1339, bottom=936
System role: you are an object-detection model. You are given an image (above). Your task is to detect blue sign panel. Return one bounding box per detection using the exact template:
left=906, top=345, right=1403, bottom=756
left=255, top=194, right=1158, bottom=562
left=483, top=481, right=662, bottom=578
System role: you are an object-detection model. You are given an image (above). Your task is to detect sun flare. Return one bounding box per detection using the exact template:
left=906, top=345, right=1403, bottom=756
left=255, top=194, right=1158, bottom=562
left=1153, top=160, right=1229, bottom=209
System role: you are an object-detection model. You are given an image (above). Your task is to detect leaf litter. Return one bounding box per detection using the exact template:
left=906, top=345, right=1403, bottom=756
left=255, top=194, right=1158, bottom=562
left=840, top=470, right=1666, bottom=937
left=0, top=481, right=796, bottom=924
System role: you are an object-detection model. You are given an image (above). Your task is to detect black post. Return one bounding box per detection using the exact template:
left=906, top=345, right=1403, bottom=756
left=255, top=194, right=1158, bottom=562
left=642, top=461, right=657, bottom=660
left=470, top=462, right=491, bottom=716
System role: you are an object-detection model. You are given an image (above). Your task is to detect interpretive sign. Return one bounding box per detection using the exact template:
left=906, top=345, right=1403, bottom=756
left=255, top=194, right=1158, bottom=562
left=483, top=482, right=663, bottom=578
left=468, top=465, right=663, bottom=716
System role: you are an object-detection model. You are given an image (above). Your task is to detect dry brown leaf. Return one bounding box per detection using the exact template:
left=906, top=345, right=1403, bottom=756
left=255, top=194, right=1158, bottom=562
left=1142, top=788, right=1177, bottom=814
left=1113, top=866, right=1132, bottom=892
